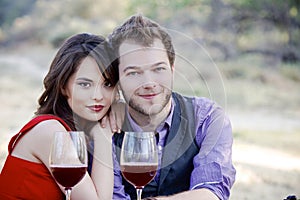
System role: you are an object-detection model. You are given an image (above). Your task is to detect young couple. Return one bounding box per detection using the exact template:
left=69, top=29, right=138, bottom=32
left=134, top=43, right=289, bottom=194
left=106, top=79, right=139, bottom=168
left=0, top=14, right=235, bottom=200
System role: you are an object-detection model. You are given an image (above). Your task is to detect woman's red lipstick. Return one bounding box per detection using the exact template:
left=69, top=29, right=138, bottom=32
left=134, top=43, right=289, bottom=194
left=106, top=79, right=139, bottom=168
left=88, top=105, right=104, bottom=112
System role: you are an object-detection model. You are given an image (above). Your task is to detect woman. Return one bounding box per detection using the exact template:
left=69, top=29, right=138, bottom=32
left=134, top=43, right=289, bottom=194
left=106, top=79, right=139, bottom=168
left=0, top=33, right=119, bottom=199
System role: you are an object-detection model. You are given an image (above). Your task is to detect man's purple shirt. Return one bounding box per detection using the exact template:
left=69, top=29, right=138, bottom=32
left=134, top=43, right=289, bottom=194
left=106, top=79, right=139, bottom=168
left=113, top=96, right=236, bottom=200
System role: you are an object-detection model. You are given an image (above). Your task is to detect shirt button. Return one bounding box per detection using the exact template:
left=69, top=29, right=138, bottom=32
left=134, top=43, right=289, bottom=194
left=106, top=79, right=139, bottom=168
left=158, top=145, right=163, bottom=151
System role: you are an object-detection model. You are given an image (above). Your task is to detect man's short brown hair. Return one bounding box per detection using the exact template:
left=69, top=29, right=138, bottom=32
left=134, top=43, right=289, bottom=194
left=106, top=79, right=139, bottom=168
left=109, top=14, right=175, bottom=66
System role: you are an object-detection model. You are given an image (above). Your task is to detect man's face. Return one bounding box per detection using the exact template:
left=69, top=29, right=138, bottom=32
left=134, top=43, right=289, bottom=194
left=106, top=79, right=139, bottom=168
left=118, top=39, right=173, bottom=116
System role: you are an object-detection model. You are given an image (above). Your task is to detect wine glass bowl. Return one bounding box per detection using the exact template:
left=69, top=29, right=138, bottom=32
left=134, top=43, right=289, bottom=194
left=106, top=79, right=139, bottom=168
left=120, top=132, right=158, bottom=199
left=49, top=131, right=87, bottom=200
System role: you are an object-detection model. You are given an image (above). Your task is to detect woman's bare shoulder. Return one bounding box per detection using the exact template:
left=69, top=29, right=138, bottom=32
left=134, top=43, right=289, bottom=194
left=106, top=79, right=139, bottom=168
left=30, top=119, right=68, bottom=135
left=11, top=119, right=68, bottom=162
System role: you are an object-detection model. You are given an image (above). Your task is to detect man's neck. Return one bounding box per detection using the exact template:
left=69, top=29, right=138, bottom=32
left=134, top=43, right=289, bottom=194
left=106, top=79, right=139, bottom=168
left=128, top=99, right=172, bottom=131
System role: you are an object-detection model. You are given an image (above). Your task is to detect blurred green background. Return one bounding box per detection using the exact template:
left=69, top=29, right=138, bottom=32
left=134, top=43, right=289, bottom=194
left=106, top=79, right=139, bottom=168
left=0, top=0, right=300, bottom=199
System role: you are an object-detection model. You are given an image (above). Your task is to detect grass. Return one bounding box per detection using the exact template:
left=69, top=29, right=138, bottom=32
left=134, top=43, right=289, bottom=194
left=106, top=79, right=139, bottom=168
left=234, top=129, right=300, bottom=157
left=1, top=41, right=300, bottom=200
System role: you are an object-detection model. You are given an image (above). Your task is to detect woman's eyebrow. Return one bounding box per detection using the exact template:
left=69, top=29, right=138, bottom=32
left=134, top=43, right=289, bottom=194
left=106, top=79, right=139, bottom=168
left=76, top=77, right=93, bottom=82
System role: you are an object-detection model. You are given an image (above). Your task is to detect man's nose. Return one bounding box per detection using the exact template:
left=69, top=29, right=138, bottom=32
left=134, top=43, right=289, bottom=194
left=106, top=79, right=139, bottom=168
left=141, top=72, right=157, bottom=89
left=142, top=81, right=157, bottom=89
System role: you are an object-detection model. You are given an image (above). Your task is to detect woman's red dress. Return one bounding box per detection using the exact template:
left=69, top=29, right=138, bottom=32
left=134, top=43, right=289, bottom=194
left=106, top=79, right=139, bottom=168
left=0, top=115, right=71, bottom=200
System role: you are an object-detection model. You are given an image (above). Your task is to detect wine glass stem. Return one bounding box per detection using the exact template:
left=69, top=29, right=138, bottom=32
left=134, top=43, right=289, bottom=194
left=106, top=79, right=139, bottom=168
left=136, top=188, right=143, bottom=200
left=65, top=188, right=71, bottom=200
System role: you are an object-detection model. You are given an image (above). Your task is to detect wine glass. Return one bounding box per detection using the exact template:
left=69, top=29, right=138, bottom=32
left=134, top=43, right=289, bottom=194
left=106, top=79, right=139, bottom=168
left=49, top=131, right=87, bottom=200
left=120, top=132, right=158, bottom=200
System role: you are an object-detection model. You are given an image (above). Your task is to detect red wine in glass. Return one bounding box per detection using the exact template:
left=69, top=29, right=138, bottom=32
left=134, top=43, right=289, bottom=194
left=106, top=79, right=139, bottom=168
left=120, top=132, right=158, bottom=200
left=50, top=131, right=87, bottom=200
left=121, top=163, right=157, bottom=189
left=50, top=165, right=87, bottom=189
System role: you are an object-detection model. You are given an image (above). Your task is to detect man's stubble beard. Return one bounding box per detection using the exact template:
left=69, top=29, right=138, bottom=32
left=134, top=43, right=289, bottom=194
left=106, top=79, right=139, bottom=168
left=127, top=89, right=172, bottom=117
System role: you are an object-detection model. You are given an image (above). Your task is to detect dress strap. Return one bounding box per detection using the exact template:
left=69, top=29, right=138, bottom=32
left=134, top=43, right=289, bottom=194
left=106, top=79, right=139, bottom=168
left=8, top=114, right=72, bottom=154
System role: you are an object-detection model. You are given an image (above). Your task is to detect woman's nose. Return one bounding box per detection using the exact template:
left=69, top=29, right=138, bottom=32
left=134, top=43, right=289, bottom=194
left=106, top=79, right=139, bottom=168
left=92, top=86, right=104, bottom=101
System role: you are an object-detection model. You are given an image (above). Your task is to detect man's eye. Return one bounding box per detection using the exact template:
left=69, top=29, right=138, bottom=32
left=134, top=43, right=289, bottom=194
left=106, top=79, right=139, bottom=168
left=154, top=67, right=166, bottom=72
left=127, top=71, right=139, bottom=76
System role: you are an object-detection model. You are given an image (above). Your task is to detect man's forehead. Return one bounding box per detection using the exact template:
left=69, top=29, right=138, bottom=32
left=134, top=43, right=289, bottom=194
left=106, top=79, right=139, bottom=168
left=119, top=39, right=166, bottom=56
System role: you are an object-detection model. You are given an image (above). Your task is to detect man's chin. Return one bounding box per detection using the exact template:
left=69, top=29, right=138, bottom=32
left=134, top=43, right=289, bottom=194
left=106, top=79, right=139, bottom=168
left=139, top=106, right=164, bottom=117
left=147, top=104, right=164, bottom=114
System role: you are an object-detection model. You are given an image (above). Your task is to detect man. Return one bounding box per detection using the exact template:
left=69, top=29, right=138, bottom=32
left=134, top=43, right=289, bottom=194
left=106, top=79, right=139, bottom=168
left=109, top=14, right=236, bottom=200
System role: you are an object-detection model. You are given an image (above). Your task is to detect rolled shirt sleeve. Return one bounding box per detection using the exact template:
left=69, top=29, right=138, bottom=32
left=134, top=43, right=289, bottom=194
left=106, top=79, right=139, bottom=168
left=190, top=98, right=236, bottom=200
left=112, top=142, right=131, bottom=200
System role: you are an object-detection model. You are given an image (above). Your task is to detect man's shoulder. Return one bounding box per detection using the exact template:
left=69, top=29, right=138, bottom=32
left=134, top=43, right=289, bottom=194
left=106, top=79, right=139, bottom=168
left=174, top=93, right=226, bottom=122
left=173, top=92, right=215, bottom=108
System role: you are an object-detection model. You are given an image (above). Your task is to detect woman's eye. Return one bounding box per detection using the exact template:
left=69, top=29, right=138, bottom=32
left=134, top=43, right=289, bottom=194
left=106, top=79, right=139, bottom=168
left=104, top=81, right=112, bottom=87
left=78, top=82, right=91, bottom=88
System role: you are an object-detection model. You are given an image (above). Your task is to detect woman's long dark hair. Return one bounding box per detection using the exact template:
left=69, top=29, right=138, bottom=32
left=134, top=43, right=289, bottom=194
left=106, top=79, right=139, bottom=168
left=35, top=33, right=118, bottom=130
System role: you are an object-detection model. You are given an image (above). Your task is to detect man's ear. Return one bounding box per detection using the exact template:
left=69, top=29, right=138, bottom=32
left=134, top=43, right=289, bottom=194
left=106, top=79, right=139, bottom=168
left=171, top=64, right=175, bottom=72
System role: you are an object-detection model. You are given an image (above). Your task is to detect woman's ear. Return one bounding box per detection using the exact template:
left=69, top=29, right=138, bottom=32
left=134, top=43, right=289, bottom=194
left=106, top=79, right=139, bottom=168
left=61, top=87, right=68, bottom=97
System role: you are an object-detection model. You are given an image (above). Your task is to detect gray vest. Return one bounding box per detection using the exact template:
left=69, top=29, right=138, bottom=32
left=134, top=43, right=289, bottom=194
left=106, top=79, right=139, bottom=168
left=114, top=92, right=199, bottom=199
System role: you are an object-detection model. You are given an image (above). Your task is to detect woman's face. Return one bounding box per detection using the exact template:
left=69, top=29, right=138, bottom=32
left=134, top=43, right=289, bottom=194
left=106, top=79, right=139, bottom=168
left=63, top=56, right=115, bottom=122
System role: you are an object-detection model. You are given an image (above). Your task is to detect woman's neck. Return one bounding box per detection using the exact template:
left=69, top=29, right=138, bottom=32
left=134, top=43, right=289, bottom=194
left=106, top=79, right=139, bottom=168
left=73, top=115, right=97, bottom=136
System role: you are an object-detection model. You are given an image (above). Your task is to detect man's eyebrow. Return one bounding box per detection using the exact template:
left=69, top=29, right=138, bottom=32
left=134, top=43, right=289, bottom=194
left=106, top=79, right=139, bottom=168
left=123, top=62, right=168, bottom=73
left=123, top=66, right=139, bottom=73
left=150, top=61, right=168, bottom=67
